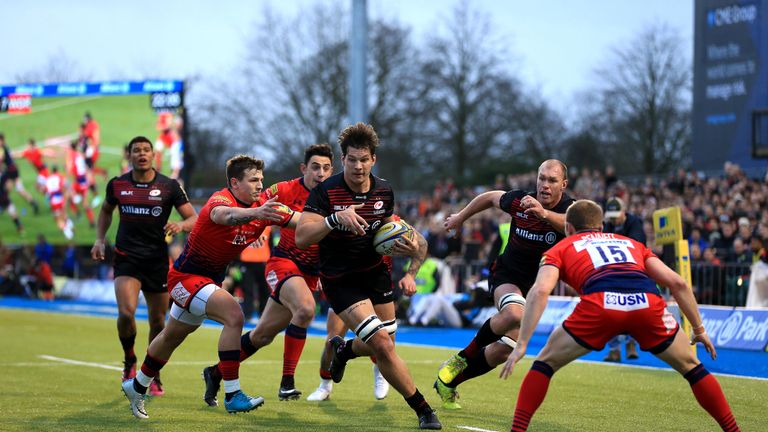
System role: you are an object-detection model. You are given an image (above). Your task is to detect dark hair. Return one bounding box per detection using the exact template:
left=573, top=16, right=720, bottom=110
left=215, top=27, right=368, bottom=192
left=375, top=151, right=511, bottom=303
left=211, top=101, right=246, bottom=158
left=304, top=143, right=333, bottom=164
left=28, top=138, right=36, bottom=146
left=338, top=123, right=379, bottom=156
left=128, top=136, right=153, bottom=153
left=566, top=200, right=604, bottom=232
left=226, top=155, right=265, bottom=185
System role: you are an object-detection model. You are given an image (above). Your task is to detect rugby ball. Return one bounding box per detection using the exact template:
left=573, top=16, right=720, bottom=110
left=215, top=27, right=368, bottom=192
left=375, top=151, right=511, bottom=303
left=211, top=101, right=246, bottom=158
left=373, top=221, right=414, bottom=256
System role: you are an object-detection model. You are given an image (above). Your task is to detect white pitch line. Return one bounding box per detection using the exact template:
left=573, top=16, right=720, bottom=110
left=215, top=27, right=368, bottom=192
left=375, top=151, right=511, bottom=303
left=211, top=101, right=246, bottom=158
left=39, top=355, right=122, bottom=371
left=457, top=426, right=499, bottom=432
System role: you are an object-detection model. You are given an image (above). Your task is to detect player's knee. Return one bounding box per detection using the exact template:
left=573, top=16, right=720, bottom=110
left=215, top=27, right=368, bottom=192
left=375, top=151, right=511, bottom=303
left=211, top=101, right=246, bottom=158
left=292, top=304, right=315, bottom=325
left=355, top=315, right=386, bottom=344
left=381, top=318, right=397, bottom=342
left=368, top=331, right=396, bottom=358
left=117, top=307, right=136, bottom=321
left=497, top=292, right=526, bottom=312
left=221, top=306, right=245, bottom=329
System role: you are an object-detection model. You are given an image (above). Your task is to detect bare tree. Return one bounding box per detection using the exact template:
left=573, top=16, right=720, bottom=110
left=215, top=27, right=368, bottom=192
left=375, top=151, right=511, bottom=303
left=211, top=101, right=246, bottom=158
left=415, top=0, right=564, bottom=185
left=588, top=23, right=691, bottom=174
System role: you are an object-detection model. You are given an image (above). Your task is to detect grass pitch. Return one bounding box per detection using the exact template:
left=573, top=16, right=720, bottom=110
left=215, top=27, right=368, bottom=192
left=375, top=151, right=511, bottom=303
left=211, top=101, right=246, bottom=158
left=0, top=308, right=765, bottom=431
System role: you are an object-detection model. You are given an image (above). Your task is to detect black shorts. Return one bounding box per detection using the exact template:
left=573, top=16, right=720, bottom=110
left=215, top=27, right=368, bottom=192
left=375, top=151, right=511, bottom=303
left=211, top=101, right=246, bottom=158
left=321, top=263, right=393, bottom=313
left=113, top=253, right=169, bottom=294
left=489, top=263, right=536, bottom=297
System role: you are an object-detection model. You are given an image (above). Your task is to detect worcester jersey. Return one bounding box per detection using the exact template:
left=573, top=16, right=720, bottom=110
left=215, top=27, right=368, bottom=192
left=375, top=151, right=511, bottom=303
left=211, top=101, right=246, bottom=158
left=174, top=188, right=292, bottom=283
left=105, top=170, right=189, bottom=259
left=496, top=190, right=574, bottom=273
left=303, top=172, right=394, bottom=278
left=262, top=177, right=319, bottom=275
left=542, top=232, right=660, bottom=296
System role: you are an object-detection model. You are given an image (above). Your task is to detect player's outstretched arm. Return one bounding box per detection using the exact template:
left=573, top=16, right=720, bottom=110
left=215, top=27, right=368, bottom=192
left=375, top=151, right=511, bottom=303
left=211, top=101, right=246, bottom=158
left=444, top=191, right=504, bottom=237
left=210, top=196, right=283, bottom=226
left=645, top=256, right=717, bottom=359
left=91, top=201, right=116, bottom=261
left=500, top=265, right=559, bottom=379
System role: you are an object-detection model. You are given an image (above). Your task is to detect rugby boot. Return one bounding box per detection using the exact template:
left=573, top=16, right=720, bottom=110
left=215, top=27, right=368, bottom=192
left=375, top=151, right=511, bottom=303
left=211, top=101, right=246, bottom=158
left=373, top=364, right=390, bottom=400
left=417, top=408, right=442, bottom=430
left=433, top=379, right=461, bottom=410
left=121, top=379, right=148, bottom=419
left=328, top=336, right=348, bottom=383
left=122, top=359, right=137, bottom=382
left=224, top=390, right=265, bottom=414
left=306, top=380, right=333, bottom=401
left=437, top=354, right=467, bottom=384
left=278, top=375, right=302, bottom=401
left=149, top=374, right=165, bottom=396
left=202, top=365, right=221, bottom=407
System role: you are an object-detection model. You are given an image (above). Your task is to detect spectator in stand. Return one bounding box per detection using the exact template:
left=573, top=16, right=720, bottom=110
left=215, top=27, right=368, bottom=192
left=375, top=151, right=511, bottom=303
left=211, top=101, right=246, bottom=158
left=34, top=234, right=53, bottom=265
left=713, top=217, right=736, bottom=255
left=737, top=217, right=752, bottom=243
left=728, top=238, right=752, bottom=264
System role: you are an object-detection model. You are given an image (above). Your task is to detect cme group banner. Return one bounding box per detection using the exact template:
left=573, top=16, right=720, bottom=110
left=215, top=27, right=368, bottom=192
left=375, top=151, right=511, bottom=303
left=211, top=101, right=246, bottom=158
left=0, top=80, right=183, bottom=98
left=692, top=0, right=768, bottom=173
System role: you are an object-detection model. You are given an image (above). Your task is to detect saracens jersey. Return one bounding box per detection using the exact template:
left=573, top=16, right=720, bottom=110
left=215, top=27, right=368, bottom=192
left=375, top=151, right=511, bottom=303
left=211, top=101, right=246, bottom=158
left=174, top=188, right=293, bottom=283
left=262, top=177, right=320, bottom=275
left=496, top=190, right=575, bottom=276
left=303, top=172, right=394, bottom=278
left=105, top=170, right=189, bottom=260
left=541, top=231, right=660, bottom=296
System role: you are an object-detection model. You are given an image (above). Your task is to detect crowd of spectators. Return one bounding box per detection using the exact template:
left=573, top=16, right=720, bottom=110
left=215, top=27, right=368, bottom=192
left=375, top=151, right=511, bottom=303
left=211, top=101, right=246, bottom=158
left=395, top=162, right=768, bottom=306
left=3, top=161, right=766, bottom=308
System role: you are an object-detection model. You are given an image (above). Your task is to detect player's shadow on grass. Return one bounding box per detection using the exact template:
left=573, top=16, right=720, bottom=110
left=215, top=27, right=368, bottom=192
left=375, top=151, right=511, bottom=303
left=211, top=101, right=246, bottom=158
left=31, top=397, right=167, bottom=432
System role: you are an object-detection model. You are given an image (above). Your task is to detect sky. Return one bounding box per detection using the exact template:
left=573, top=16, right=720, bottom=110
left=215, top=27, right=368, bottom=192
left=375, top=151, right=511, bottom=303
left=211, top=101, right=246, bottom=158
left=0, top=0, right=693, bottom=107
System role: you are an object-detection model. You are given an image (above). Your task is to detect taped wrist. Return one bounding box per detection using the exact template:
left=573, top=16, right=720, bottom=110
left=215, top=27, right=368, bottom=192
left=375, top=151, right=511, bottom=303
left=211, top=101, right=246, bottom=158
left=324, top=213, right=341, bottom=230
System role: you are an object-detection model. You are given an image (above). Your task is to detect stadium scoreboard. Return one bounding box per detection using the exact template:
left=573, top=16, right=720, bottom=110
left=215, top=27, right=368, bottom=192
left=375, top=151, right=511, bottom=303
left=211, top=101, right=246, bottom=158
left=693, top=0, right=768, bottom=173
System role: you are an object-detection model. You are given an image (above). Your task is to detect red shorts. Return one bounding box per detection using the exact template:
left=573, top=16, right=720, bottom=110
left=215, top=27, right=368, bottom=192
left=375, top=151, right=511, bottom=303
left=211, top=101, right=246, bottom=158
left=265, top=257, right=319, bottom=303
left=562, top=292, right=679, bottom=354
left=167, top=267, right=217, bottom=309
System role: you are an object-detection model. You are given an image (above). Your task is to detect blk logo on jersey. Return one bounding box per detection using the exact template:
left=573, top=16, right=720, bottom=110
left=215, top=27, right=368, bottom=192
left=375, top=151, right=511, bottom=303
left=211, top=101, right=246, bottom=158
left=604, top=292, right=649, bottom=311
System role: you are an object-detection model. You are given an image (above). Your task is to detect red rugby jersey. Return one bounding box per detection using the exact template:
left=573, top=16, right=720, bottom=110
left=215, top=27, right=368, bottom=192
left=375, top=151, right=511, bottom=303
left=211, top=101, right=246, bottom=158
left=263, top=177, right=319, bottom=275
left=541, top=231, right=659, bottom=295
left=174, top=188, right=292, bottom=283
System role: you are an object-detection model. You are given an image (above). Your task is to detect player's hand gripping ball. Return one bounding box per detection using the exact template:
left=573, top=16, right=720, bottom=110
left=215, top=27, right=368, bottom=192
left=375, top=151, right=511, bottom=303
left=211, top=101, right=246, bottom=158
left=373, top=220, right=414, bottom=256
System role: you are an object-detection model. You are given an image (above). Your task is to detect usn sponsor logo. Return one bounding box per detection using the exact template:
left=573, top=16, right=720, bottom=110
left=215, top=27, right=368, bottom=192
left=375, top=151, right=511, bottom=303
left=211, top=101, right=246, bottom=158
left=604, top=292, right=649, bottom=311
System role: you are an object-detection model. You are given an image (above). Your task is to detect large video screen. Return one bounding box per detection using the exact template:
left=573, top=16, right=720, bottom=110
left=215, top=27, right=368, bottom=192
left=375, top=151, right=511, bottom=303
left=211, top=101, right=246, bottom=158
left=0, top=80, right=185, bottom=245
left=692, top=0, right=768, bottom=174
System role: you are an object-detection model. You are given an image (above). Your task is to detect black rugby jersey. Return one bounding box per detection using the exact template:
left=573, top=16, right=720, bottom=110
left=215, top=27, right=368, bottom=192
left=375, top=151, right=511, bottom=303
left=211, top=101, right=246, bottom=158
left=303, top=172, right=394, bottom=278
left=105, top=170, right=189, bottom=259
left=496, top=190, right=574, bottom=277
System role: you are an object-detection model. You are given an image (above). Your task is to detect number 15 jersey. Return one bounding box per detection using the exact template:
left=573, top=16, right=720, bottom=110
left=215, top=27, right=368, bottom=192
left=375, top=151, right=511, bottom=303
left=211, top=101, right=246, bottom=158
left=541, top=231, right=660, bottom=296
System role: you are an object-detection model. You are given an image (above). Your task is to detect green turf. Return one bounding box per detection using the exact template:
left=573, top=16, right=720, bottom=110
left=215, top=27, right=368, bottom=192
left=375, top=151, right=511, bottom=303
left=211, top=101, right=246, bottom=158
left=0, top=94, right=175, bottom=245
left=0, top=309, right=764, bottom=431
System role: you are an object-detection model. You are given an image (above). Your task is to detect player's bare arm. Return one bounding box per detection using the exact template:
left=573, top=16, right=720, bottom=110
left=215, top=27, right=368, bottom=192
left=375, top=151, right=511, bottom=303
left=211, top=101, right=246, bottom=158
left=91, top=200, right=116, bottom=261
left=164, top=202, right=197, bottom=235
left=500, top=265, right=560, bottom=379
left=396, top=230, right=428, bottom=297
left=521, top=195, right=567, bottom=234
left=444, top=190, right=504, bottom=237
left=210, top=196, right=283, bottom=226
left=295, top=211, right=331, bottom=249
left=645, top=256, right=717, bottom=359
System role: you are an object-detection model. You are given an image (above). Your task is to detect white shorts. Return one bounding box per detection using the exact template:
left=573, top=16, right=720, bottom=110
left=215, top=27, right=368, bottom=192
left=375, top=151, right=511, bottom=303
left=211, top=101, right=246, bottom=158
left=169, top=283, right=220, bottom=326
